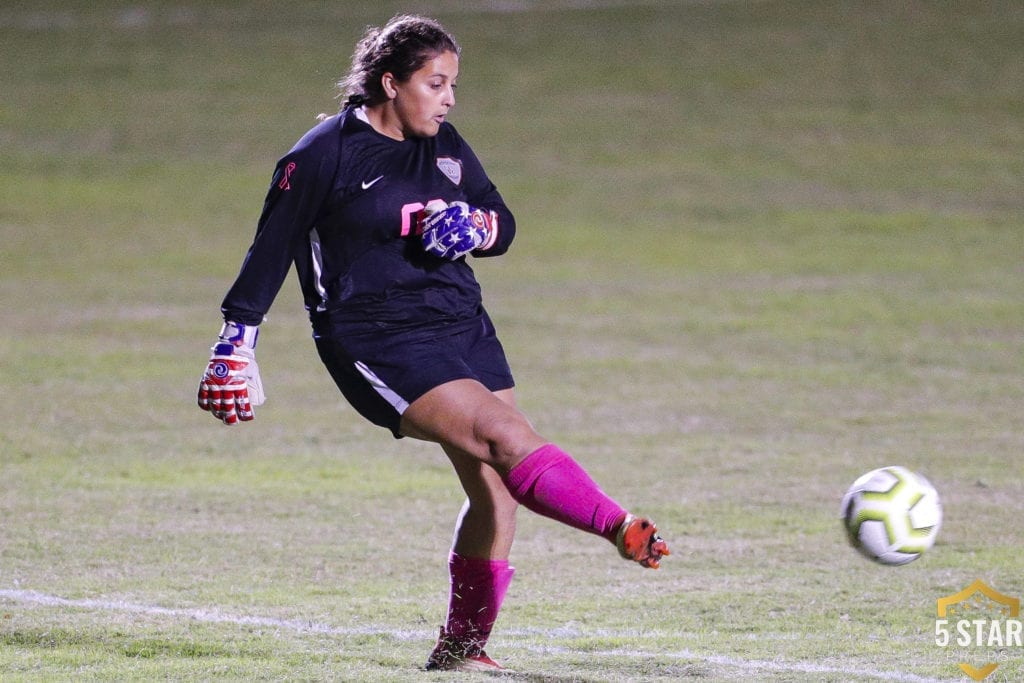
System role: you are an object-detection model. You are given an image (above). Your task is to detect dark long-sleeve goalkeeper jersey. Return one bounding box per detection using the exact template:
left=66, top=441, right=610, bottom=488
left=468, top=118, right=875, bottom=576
left=220, top=107, right=516, bottom=339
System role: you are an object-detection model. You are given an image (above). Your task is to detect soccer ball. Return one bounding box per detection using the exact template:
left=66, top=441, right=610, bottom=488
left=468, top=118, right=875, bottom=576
left=840, top=466, right=942, bottom=565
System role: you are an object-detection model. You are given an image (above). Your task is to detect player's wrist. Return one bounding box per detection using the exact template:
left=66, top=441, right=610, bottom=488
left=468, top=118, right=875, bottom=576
left=470, top=208, right=498, bottom=251
left=218, top=321, right=259, bottom=349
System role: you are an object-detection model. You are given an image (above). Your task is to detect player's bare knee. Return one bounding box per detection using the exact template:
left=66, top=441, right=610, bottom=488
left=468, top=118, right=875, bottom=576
left=473, top=409, right=543, bottom=473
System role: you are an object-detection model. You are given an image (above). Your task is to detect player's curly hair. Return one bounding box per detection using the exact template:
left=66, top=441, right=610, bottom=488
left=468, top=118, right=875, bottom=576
left=338, top=15, right=460, bottom=108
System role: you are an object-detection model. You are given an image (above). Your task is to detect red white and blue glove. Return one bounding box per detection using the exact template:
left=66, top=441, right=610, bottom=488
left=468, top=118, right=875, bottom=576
left=197, top=321, right=265, bottom=425
left=421, top=201, right=498, bottom=260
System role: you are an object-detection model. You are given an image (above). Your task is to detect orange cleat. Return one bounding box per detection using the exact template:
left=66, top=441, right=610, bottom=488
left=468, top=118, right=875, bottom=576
left=424, top=627, right=503, bottom=672
left=616, top=514, right=671, bottom=569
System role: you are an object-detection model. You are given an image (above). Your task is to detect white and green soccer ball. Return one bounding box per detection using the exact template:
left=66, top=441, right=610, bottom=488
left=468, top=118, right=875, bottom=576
left=841, top=466, right=942, bottom=566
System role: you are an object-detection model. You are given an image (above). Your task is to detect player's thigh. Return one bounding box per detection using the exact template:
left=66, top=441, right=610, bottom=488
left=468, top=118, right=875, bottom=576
left=399, top=379, right=544, bottom=471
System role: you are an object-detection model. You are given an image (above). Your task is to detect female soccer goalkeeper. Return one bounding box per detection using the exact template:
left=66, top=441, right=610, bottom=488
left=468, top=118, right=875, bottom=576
left=197, top=14, right=669, bottom=672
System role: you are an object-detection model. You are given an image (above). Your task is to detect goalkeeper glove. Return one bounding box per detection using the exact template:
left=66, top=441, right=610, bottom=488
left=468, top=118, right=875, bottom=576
left=421, top=201, right=498, bottom=260
left=197, top=321, right=265, bottom=425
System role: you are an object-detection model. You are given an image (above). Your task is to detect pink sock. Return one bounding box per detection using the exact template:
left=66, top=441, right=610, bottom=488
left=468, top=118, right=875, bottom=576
left=504, top=444, right=628, bottom=540
left=444, top=552, right=516, bottom=647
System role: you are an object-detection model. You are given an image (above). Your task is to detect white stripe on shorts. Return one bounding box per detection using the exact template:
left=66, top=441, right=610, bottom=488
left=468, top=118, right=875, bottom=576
left=353, top=361, right=410, bottom=415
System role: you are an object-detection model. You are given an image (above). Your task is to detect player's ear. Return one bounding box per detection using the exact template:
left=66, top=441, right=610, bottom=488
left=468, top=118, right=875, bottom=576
left=381, top=72, right=398, bottom=100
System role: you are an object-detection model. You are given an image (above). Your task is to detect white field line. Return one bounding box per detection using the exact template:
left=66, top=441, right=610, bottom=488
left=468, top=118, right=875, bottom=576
left=0, top=589, right=413, bottom=639
left=1, top=588, right=948, bottom=682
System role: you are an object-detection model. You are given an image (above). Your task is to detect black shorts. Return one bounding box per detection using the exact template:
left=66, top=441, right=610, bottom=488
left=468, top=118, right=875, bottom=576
left=314, top=310, right=515, bottom=438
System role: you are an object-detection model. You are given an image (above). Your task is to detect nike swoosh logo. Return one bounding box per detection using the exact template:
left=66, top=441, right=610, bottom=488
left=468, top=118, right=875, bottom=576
left=361, top=175, right=384, bottom=190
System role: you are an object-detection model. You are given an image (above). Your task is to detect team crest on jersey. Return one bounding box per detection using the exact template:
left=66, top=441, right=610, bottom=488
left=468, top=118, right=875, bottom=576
left=436, top=157, right=462, bottom=186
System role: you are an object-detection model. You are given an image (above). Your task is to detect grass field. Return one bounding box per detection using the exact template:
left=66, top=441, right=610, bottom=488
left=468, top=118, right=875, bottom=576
left=1, top=1, right=1022, bottom=680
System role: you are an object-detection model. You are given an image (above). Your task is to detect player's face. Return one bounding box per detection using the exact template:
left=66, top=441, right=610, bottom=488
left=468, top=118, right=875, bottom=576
left=389, top=50, right=458, bottom=139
